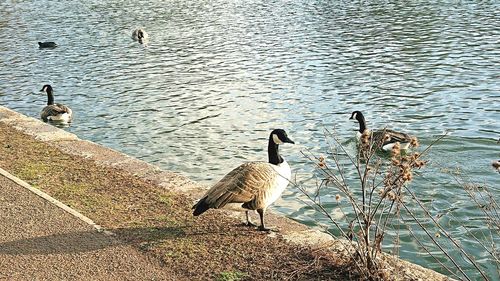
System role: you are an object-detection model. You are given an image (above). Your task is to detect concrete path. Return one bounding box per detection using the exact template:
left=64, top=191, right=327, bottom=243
left=0, top=168, right=176, bottom=281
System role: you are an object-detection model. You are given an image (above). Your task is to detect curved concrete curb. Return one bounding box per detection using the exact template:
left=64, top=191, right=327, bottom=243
left=0, top=167, right=112, bottom=235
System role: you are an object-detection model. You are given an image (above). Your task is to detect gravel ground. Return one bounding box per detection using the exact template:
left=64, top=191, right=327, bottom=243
left=0, top=173, right=179, bottom=280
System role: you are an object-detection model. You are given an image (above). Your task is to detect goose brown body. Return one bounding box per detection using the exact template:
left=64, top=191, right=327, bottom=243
left=41, top=104, right=73, bottom=122
left=40, top=84, right=73, bottom=123
left=194, top=162, right=280, bottom=212
left=192, top=129, right=294, bottom=231
left=350, top=111, right=416, bottom=151
left=370, top=128, right=414, bottom=150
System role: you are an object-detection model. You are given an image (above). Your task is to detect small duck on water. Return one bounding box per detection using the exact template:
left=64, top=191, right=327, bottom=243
left=38, top=42, right=58, bottom=48
left=39, top=84, right=73, bottom=123
left=132, top=28, right=148, bottom=44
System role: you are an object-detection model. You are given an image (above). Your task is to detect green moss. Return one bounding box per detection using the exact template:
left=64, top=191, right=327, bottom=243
left=158, top=194, right=173, bottom=207
left=51, top=183, right=121, bottom=214
left=216, top=271, right=248, bottom=281
left=163, top=238, right=206, bottom=260
left=14, top=162, right=50, bottom=181
left=154, top=214, right=185, bottom=226
left=54, top=182, right=92, bottom=197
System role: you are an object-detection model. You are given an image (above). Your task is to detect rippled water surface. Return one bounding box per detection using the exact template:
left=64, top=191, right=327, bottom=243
left=1, top=0, right=499, bottom=279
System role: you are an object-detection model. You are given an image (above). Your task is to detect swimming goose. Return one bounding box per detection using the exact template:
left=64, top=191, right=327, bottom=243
left=192, top=129, right=295, bottom=231
left=38, top=42, right=58, bottom=48
left=350, top=111, right=416, bottom=151
left=131, top=28, right=149, bottom=44
left=40, top=84, right=73, bottom=123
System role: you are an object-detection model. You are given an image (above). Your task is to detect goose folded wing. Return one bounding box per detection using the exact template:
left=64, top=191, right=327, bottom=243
left=204, top=162, right=276, bottom=209
left=44, top=104, right=71, bottom=116
left=385, top=129, right=412, bottom=142
left=374, top=129, right=411, bottom=143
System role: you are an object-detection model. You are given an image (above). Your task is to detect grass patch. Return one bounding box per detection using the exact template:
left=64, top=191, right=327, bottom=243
left=53, top=182, right=92, bottom=197
left=14, top=161, right=50, bottom=181
left=216, top=271, right=248, bottom=281
left=158, top=194, right=173, bottom=207
left=162, top=238, right=207, bottom=261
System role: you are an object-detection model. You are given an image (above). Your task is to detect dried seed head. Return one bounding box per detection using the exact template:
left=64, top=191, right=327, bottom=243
left=435, top=232, right=441, bottom=238
left=492, top=160, right=500, bottom=172
left=410, top=137, right=419, bottom=147
left=383, top=134, right=391, bottom=142
left=414, top=160, right=426, bottom=168
left=391, top=142, right=401, bottom=156
left=318, top=161, right=326, bottom=168
left=361, top=130, right=371, bottom=143
left=387, top=191, right=397, bottom=201
left=402, top=171, right=413, bottom=182
left=335, top=194, right=341, bottom=201
left=361, top=130, right=371, bottom=139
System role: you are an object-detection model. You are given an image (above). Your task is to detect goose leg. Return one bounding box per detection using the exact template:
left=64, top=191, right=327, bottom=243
left=257, top=209, right=271, bottom=231
left=244, top=211, right=257, bottom=227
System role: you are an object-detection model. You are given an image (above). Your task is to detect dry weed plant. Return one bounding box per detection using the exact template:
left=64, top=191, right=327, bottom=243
left=292, top=129, right=496, bottom=280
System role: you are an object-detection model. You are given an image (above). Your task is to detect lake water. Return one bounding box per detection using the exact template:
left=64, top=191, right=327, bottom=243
left=1, top=0, right=498, bottom=279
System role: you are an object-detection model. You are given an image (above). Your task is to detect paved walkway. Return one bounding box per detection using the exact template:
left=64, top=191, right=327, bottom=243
left=0, top=168, right=176, bottom=281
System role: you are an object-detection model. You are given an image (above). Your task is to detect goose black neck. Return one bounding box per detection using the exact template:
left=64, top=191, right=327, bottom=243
left=47, top=90, right=54, bottom=105
left=357, top=114, right=367, bottom=133
left=268, top=138, right=283, bottom=165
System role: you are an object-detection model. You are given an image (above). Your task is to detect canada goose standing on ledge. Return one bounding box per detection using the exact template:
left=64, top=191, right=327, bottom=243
left=192, top=129, right=295, bottom=231
left=40, top=84, right=73, bottom=123
left=38, top=42, right=57, bottom=48
left=350, top=111, right=417, bottom=151
left=132, top=28, right=148, bottom=44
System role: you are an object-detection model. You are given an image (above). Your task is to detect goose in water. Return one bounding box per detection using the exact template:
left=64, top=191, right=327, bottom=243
left=38, top=42, right=58, bottom=48
left=192, top=129, right=295, bottom=231
left=350, top=110, right=417, bottom=151
left=40, top=84, right=73, bottom=123
left=132, top=28, right=148, bottom=44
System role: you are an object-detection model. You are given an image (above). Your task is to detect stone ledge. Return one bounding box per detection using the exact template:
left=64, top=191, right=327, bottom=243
left=0, top=107, right=78, bottom=142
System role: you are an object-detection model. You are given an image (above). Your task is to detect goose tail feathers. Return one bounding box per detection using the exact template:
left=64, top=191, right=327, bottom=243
left=192, top=197, right=210, bottom=216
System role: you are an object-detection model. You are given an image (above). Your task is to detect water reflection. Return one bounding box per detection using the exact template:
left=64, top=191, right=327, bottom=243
left=0, top=0, right=499, bottom=279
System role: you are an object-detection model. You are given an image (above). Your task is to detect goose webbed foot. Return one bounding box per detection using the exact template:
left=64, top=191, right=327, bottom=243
left=243, top=221, right=257, bottom=227
left=256, top=209, right=277, bottom=232
left=257, top=225, right=278, bottom=232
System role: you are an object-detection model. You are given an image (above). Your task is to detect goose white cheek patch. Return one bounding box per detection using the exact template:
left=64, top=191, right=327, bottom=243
left=272, top=134, right=283, bottom=144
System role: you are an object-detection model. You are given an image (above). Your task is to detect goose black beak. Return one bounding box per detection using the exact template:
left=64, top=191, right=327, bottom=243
left=284, top=137, right=295, bottom=144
